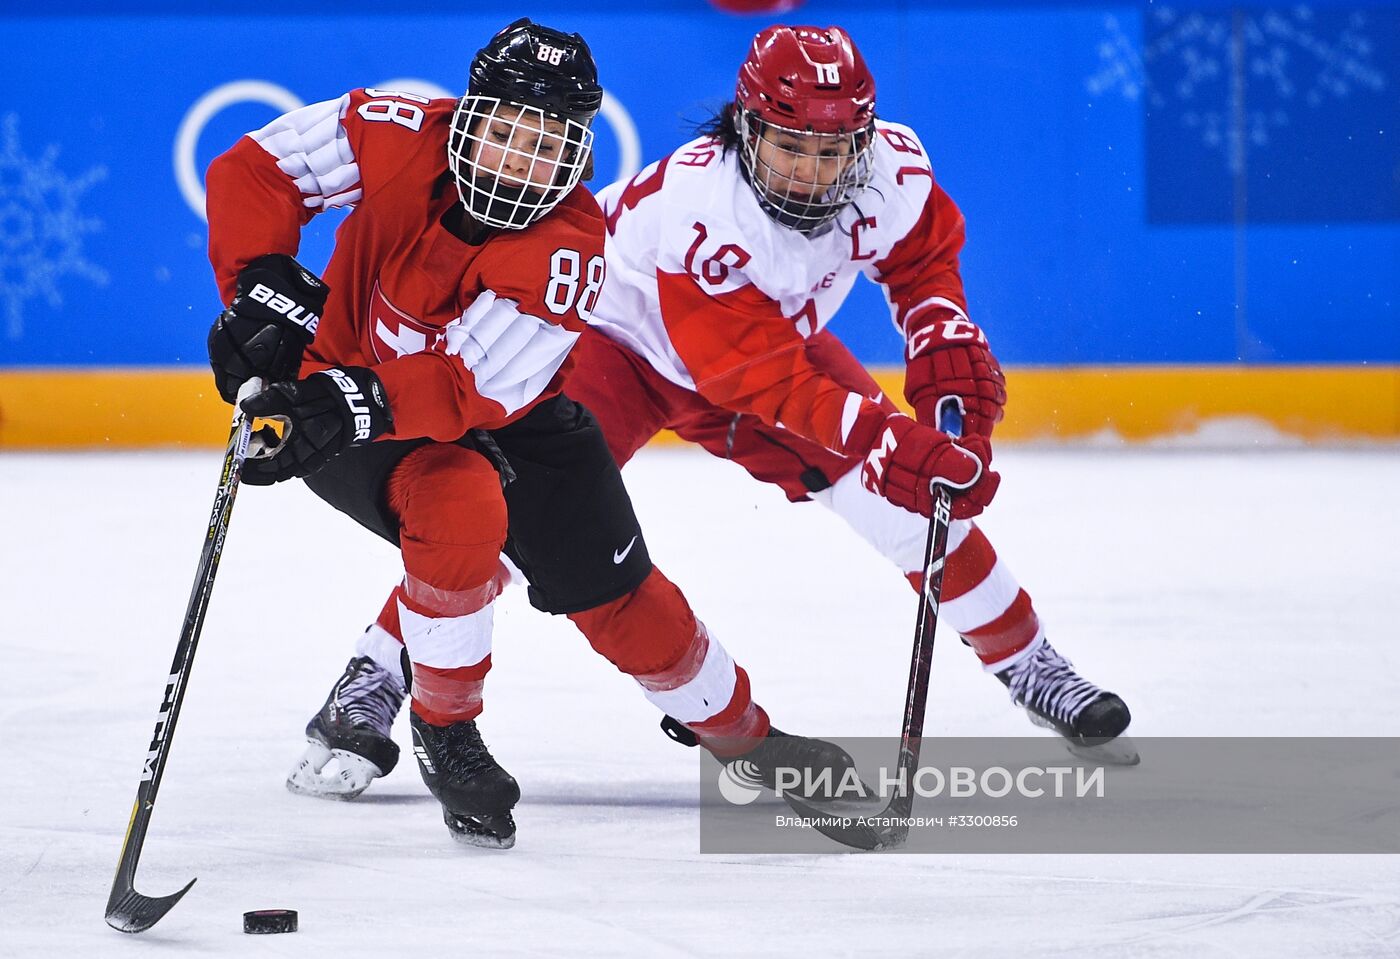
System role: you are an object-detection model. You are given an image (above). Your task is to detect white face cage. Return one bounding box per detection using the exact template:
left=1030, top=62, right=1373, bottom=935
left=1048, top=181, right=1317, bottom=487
left=736, top=110, right=876, bottom=235
left=448, top=95, right=594, bottom=231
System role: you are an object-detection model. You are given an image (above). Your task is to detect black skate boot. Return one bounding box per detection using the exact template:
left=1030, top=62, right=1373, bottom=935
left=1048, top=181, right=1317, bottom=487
left=287, top=656, right=405, bottom=799
left=742, top=727, right=869, bottom=800
left=410, top=713, right=520, bottom=849
left=996, top=638, right=1138, bottom=764
left=661, top=717, right=867, bottom=800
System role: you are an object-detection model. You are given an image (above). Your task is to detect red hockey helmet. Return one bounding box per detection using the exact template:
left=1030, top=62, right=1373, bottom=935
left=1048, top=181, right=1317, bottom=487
left=733, top=26, right=877, bottom=233
left=736, top=25, right=875, bottom=135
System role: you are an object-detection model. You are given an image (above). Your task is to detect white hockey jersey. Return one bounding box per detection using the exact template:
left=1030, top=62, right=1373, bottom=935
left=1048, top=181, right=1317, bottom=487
left=592, top=120, right=971, bottom=456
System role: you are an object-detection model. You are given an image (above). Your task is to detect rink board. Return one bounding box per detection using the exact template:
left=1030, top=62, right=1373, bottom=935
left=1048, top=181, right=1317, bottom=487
left=1, top=364, right=1395, bottom=448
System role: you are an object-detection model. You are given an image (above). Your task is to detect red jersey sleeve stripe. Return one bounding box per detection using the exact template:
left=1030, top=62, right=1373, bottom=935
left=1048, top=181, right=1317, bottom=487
left=871, top=179, right=968, bottom=335
left=205, top=135, right=312, bottom=300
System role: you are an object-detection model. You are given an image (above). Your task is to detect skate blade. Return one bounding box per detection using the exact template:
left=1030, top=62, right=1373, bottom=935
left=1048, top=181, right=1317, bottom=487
left=1067, top=735, right=1140, bottom=766
left=285, top=741, right=385, bottom=800
left=444, top=810, right=516, bottom=850
left=1022, top=710, right=1140, bottom=766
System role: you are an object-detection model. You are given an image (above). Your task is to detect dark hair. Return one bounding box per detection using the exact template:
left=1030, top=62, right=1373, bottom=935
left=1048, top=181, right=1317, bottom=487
left=693, top=101, right=742, bottom=150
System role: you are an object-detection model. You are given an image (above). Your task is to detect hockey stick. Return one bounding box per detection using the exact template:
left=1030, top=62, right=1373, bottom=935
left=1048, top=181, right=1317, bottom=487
left=105, top=377, right=263, bottom=933
left=779, top=398, right=964, bottom=851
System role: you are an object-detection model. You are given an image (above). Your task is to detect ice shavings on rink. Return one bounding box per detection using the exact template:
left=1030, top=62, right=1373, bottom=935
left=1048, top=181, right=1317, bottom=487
left=2, top=445, right=1399, bottom=956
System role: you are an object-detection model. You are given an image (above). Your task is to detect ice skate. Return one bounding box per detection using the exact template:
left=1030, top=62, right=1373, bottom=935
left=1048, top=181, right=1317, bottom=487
left=410, top=713, right=520, bottom=849
left=286, top=656, right=405, bottom=800
left=996, top=638, right=1139, bottom=765
left=662, top=717, right=867, bottom=800
left=742, top=727, right=869, bottom=800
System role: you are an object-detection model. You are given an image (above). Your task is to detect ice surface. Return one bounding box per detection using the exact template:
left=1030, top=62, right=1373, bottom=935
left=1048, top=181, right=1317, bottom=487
left=2, top=446, right=1398, bottom=956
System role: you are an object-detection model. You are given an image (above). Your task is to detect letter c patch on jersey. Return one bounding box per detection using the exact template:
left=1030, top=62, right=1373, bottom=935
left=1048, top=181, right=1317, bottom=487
left=369, top=281, right=436, bottom=362
left=850, top=216, right=878, bottom=261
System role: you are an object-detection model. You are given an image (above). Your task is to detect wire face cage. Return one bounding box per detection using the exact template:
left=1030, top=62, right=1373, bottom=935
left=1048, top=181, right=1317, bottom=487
left=448, top=95, right=594, bottom=230
left=736, top=110, right=875, bottom=234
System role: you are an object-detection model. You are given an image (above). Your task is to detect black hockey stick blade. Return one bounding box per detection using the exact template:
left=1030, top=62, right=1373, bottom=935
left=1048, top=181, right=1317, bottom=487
left=778, top=792, right=900, bottom=851
left=105, top=877, right=197, bottom=933
left=776, top=743, right=922, bottom=851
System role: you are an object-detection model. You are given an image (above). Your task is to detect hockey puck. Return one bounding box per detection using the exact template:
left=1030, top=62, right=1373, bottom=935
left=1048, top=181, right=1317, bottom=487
left=243, top=909, right=298, bottom=934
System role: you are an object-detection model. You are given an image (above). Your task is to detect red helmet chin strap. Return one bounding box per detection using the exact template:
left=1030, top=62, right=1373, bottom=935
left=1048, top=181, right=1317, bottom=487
left=735, top=25, right=875, bottom=135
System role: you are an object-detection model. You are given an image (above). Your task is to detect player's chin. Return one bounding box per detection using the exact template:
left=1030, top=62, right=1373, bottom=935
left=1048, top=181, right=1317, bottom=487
left=783, top=187, right=839, bottom=212
left=779, top=194, right=830, bottom=219
left=468, top=176, right=550, bottom=228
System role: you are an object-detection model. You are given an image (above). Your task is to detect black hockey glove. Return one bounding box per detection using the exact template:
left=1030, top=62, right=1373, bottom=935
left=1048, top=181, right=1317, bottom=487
left=208, top=254, right=328, bottom=404
left=240, top=367, right=392, bottom=486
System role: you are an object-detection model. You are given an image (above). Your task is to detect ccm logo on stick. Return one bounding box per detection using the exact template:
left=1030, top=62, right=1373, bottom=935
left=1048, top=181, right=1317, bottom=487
left=141, top=672, right=182, bottom=781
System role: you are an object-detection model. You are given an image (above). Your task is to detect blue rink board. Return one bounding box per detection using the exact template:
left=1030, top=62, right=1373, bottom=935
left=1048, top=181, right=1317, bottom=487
left=0, top=1, right=1395, bottom=368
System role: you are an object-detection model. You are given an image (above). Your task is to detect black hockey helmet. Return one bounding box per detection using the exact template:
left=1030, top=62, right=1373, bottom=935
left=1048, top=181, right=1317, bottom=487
left=449, top=18, right=603, bottom=230
left=468, top=18, right=603, bottom=123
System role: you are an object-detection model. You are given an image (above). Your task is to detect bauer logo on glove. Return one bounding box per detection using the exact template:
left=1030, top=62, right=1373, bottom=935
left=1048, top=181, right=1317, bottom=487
left=239, top=367, right=393, bottom=485
left=321, top=367, right=382, bottom=442
left=245, top=281, right=321, bottom=335
left=207, top=254, right=331, bottom=405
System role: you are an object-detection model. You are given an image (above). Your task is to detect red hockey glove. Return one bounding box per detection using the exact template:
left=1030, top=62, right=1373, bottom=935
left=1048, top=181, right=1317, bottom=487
left=859, top=413, right=1000, bottom=519
left=904, top=315, right=1006, bottom=441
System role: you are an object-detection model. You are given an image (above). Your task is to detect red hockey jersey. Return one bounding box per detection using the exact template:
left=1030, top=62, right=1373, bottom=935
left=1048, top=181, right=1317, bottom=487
left=207, top=88, right=605, bottom=441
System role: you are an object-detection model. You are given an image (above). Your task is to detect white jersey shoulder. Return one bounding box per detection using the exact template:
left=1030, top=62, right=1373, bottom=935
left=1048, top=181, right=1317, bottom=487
left=249, top=93, right=362, bottom=212
left=857, top=119, right=939, bottom=275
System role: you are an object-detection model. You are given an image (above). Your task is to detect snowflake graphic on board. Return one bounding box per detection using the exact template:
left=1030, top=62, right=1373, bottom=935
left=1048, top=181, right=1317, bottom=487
left=1086, top=6, right=1388, bottom=173
left=0, top=114, right=108, bottom=340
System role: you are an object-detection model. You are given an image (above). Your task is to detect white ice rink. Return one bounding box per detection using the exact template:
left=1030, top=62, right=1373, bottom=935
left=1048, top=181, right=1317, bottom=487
left=3, top=443, right=1399, bottom=956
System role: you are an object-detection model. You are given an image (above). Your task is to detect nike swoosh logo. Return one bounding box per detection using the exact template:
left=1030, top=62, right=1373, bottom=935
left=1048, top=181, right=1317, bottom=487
left=613, top=535, right=638, bottom=565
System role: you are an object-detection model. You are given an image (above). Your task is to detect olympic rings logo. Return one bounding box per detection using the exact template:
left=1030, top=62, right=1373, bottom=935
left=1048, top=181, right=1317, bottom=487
left=174, top=78, right=642, bottom=222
